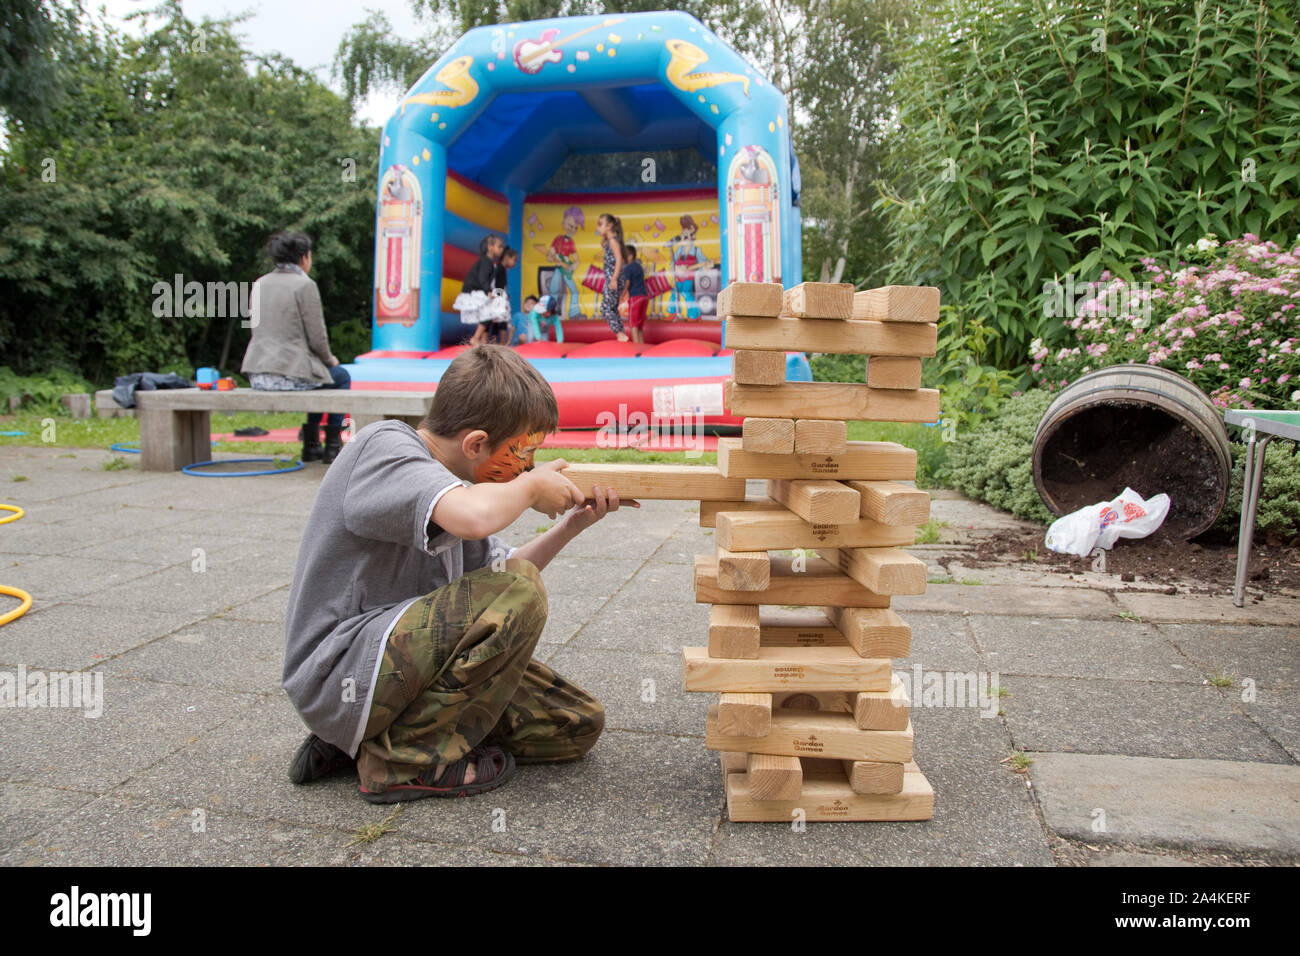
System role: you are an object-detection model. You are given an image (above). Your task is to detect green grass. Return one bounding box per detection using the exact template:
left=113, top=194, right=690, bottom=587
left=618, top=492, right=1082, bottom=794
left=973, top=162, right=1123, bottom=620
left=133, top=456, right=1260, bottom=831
left=1115, top=610, right=1142, bottom=622
left=346, top=806, right=403, bottom=846
left=1207, top=673, right=1235, bottom=688
left=845, top=420, right=946, bottom=489
left=11, top=475, right=26, bottom=482
left=1002, top=751, right=1033, bottom=773
left=102, top=457, right=130, bottom=471
left=913, top=519, right=949, bottom=544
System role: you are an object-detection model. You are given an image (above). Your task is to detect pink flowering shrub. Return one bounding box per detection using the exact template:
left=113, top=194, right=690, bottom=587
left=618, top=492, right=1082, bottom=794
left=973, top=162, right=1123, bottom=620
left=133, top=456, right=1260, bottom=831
left=1031, top=236, right=1300, bottom=409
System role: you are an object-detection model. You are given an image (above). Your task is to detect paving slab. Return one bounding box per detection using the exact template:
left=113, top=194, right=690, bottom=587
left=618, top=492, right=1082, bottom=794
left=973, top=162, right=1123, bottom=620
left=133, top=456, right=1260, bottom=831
left=94, top=617, right=284, bottom=694
left=0, top=782, right=101, bottom=855
left=1030, top=752, right=1300, bottom=858
left=0, top=795, right=559, bottom=866
left=895, top=583, right=1119, bottom=619
left=1113, top=590, right=1300, bottom=626
left=541, top=645, right=710, bottom=736
left=1157, top=622, right=1299, bottom=689
left=0, top=676, right=260, bottom=792
left=968, top=614, right=1197, bottom=683
left=0, top=601, right=202, bottom=671
left=1002, top=676, right=1295, bottom=763
left=567, top=558, right=709, bottom=654
left=220, top=587, right=291, bottom=624
left=76, top=562, right=293, bottom=618
left=900, top=611, right=985, bottom=672
left=0, top=554, right=163, bottom=604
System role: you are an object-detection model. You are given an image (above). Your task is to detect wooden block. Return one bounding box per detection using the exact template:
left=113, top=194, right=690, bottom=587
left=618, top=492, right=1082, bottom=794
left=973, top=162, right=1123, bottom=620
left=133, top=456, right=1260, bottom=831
left=819, top=547, right=929, bottom=595
left=558, top=463, right=745, bottom=500
left=846, top=480, right=931, bottom=526
left=766, top=478, right=860, bottom=525
left=721, top=751, right=749, bottom=774
left=716, top=546, right=771, bottom=591
left=718, top=282, right=784, bottom=318
left=728, top=381, right=941, bottom=423
left=783, top=282, right=854, bottom=319
left=717, top=438, right=917, bottom=481
left=717, top=693, right=772, bottom=737
left=732, top=350, right=786, bottom=385
left=758, top=609, right=847, bottom=647
left=682, top=646, right=892, bottom=693
left=725, top=315, right=936, bottom=356
left=708, top=604, right=761, bottom=659
left=853, top=285, right=940, bottom=323
left=841, top=760, right=905, bottom=794
left=746, top=753, right=804, bottom=801
left=866, top=356, right=923, bottom=390
left=716, top=510, right=912, bottom=552
left=695, top=554, right=890, bottom=609
left=725, top=766, right=933, bottom=821
left=741, top=417, right=795, bottom=454
left=699, top=495, right=785, bottom=527
left=705, top=705, right=913, bottom=762
left=851, top=674, right=911, bottom=730
left=823, top=606, right=911, bottom=658
left=793, top=419, right=847, bottom=455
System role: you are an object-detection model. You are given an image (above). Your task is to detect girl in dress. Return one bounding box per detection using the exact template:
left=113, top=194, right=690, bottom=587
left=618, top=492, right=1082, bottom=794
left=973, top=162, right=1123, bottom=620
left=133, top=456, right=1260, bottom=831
left=454, top=234, right=507, bottom=345
left=596, top=213, right=627, bottom=341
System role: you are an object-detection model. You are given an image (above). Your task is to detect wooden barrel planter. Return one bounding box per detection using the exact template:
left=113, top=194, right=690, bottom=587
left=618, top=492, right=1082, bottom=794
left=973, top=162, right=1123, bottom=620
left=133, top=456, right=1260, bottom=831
left=1032, top=366, right=1232, bottom=539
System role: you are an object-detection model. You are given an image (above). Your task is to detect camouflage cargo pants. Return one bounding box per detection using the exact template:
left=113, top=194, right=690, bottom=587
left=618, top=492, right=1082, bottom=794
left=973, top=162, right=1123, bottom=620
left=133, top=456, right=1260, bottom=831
left=356, top=558, right=604, bottom=794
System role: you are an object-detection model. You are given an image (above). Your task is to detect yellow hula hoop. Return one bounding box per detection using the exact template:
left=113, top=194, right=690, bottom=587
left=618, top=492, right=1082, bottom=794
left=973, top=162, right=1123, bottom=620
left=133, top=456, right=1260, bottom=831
left=1, top=503, right=31, bottom=625
left=0, top=585, right=31, bottom=626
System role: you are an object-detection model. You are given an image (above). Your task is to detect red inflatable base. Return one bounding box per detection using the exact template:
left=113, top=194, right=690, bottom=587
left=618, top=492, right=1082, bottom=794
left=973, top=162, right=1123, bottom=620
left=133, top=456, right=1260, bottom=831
left=558, top=320, right=722, bottom=344
left=353, top=375, right=741, bottom=429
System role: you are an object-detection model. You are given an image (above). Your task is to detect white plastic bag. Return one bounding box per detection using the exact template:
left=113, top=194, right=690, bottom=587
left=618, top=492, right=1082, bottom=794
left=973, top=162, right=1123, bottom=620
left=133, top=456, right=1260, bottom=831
left=1044, top=487, right=1171, bottom=557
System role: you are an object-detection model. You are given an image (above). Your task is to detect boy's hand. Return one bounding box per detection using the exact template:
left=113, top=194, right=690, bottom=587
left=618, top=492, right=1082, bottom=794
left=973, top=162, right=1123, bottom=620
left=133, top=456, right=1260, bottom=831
left=528, top=459, right=586, bottom=519
left=565, top=484, right=641, bottom=532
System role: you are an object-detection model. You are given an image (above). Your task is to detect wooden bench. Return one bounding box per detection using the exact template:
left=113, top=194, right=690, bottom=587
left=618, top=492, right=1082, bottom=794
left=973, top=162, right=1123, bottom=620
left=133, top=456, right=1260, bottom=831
left=95, top=388, right=436, bottom=471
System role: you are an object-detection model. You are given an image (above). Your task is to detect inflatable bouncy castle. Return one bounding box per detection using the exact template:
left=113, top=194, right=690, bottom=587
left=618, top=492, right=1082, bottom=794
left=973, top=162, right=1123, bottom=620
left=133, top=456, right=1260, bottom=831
left=351, top=10, right=808, bottom=430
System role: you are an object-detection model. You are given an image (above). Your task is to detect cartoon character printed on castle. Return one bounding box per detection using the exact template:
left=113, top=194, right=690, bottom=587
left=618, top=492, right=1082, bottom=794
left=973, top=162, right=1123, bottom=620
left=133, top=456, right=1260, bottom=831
left=663, top=214, right=709, bottom=319
left=545, top=206, right=585, bottom=319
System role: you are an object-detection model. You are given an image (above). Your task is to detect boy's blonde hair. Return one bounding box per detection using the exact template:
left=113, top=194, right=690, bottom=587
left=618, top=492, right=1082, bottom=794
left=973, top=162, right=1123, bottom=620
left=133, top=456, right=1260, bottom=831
left=421, top=345, right=558, bottom=443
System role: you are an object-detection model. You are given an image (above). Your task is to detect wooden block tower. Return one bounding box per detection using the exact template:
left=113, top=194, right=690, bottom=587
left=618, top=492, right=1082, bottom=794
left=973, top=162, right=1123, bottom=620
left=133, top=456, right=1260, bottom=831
left=686, top=280, right=941, bottom=822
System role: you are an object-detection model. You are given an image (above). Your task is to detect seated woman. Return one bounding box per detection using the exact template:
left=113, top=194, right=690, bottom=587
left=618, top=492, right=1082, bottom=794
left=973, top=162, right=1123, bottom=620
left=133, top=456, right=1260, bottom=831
left=241, top=231, right=350, bottom=463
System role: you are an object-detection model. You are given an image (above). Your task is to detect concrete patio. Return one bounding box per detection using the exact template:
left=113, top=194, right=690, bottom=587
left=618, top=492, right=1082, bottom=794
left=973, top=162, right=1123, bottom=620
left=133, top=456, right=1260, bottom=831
left=1, top=445, right=1296, bottom=866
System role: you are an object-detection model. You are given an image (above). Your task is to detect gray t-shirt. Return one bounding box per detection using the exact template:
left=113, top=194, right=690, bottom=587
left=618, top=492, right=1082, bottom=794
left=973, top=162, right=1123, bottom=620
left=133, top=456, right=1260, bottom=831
left=282, top=420, right=510, bottom=755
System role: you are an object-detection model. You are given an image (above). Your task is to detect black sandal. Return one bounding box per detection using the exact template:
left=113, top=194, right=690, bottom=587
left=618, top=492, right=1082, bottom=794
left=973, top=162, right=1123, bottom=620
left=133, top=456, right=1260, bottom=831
left=358, top=745, right=515, bottom=804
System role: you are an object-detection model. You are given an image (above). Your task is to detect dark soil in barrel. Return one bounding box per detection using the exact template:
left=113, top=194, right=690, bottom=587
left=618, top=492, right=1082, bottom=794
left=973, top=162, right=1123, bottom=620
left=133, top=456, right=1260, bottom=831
left=1038, top=403, right=1225, bottom=538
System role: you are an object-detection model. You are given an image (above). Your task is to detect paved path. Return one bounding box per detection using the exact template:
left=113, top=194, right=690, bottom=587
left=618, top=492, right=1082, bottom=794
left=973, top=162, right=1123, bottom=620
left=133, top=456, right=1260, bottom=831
left=0, top=447, right=1295, bottom=865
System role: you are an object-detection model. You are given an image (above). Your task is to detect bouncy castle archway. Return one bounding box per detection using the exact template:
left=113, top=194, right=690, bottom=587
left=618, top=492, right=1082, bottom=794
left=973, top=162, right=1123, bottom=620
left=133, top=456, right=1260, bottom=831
left=357, top=10, right=805, bottom=429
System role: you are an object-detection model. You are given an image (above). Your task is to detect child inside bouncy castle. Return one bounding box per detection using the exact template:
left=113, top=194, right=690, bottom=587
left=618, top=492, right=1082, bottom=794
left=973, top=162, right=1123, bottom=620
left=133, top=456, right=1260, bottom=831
left=545, top=206, right=584, bottom=320
left=596, top=213, right=626, bottom=341
left=513, top=295, right=538, bottom=344
left=620, top=244, right=649, bottom=345
left=456, top=234, right=508, bottom=346
left=526, top=294, right=564, bottom=344
left=492, top=246, right=519, bottom=344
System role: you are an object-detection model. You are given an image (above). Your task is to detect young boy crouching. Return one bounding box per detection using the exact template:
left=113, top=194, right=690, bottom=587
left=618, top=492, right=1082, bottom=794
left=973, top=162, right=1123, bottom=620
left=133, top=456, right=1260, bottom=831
left=282, top=345, right=636, bottom=802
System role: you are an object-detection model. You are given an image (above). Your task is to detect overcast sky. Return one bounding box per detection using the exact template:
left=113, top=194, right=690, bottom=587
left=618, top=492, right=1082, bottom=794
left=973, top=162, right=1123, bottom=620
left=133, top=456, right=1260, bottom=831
left=97, top=0, right=431, bottom=127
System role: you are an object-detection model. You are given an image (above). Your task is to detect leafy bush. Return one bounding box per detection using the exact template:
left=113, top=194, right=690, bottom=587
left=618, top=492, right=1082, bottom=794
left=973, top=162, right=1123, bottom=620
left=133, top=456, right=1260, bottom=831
left=846, top=420, right=948, bottom=490
left=879, top=0, right=1300, bottom=369
left=943, top=389, right=1055, bottom=523
left=1031, top=235, right=1299, bottom=409
left=0, top=366, right=94, bottom=414
left=1217, top=441, right=1300, bottom=539
left=810, top=352, right=866, bottom=383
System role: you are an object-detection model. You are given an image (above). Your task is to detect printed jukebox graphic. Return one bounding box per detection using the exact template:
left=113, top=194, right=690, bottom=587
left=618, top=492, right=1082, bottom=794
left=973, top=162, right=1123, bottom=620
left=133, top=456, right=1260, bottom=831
left=724, top=144, right=781, bottom=285
left=374, top=164, right=423, bottom=325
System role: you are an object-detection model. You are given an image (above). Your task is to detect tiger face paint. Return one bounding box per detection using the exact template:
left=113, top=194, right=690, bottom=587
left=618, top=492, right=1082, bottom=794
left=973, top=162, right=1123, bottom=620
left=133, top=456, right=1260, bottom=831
left=473, top=430, right=546, bottom=483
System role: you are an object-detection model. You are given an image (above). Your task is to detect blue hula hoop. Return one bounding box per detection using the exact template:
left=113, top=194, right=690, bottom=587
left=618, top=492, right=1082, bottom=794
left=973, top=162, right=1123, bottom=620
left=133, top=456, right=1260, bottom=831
left=0, top=431, right=27, bottom=437
left=110, top=441, right=141, bottom=453
left=182, top=457, right=304, bottom=477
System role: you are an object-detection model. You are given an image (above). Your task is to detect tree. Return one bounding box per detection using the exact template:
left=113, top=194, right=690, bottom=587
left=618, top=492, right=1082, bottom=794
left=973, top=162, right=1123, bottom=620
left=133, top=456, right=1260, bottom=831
left=877, top=0, right=1300, bottom=368
left=0, top=2, right=379, bottom=380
